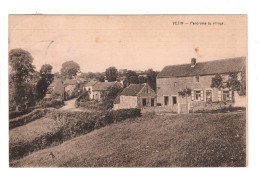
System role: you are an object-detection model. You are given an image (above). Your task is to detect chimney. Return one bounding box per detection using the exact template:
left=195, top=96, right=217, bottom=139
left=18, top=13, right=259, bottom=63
left=191, top=58, right=196, bottom=67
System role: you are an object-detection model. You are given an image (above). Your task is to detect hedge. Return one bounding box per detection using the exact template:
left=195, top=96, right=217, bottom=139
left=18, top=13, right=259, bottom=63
left=9, top=108, right=141, bottom=161
left=9, top=109, right=48, bottom=130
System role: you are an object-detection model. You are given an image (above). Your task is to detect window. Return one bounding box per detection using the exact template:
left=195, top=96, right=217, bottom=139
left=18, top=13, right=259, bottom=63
left=195, top=90, right=201, bottom=100
left=222, top=91, right=230, bottom=101
left=195, top=76, right=200, bottom=83
left=192, top=90, right=204, bottom=101
left=164, top=96, right=169, bottom=106
left=142, top=98, right=147, bottom=106
left=172, top=96, right=177, bottom=105
left=174, top=82, right=177, bottom=87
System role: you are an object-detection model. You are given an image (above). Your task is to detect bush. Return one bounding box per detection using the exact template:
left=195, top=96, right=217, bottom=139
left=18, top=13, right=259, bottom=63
left=40, top=98, right=64, bottom=108
left=9, top=109, right=48, bottom=129
left=9, top=108, right=141, bottom=160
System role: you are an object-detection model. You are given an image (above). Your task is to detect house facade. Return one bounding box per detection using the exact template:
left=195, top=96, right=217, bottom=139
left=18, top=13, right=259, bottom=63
left=156, top=57, right=246, bottom=107
left=92, top=82, right=122, bottom=101
left=64, top=79, right=78, bottom=100
left=83, top=80, right=98, bottom=100
left=113, top=83, right=157, bottom=110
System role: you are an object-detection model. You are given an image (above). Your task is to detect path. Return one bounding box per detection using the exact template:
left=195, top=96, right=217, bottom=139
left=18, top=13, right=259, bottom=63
left=59, top=98, right=83, bottom=111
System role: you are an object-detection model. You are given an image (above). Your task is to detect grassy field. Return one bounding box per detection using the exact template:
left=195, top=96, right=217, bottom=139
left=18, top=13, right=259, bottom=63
left=10, top=111, right=246, bottom=167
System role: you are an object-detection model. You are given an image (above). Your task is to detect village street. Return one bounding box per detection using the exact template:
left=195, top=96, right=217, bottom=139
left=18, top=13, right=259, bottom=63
left=59, top=98, right=82, bottom=111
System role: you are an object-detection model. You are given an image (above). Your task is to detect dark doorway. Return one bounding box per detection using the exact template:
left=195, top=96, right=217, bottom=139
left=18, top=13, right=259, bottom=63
left=172, top=96, right=177, bottom=105
left=142, top=98, right=147, bottom=106
left=151, top=98, right=155, bottom=107
left=164, top=96, right=169, bottom=106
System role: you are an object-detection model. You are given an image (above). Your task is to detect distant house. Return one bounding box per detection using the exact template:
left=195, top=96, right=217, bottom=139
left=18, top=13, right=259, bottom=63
left=76, top=77, right=88, bottom=95
left=92, top=82, right=122, bottom=101
left=45, top=78, right=64, bottom=100
left=64, top=79, right=78, bottom=100
left=113, top=83, right=157, bottom=110
left=83, top=80, right=98, bottom=100
left=156, top=57, right=246, bottom=107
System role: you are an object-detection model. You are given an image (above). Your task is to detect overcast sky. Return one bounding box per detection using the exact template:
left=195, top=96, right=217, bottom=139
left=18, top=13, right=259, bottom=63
left=9, top=15, right=247, bottom=73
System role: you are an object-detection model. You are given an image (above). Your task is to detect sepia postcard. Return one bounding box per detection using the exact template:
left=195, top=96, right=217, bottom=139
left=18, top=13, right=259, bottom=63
left=8, top=15, right=247, bottom=167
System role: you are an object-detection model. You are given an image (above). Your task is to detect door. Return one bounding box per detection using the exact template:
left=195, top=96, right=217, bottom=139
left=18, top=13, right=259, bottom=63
left=142, top=98, right=147, bottom=106
left=172, top=96, right=177, bottom=105
left=206, top=90, right=212, bottom=102
left=164, top=96, right=169, bottom=106
left=151, top=98, right=154, bottom=107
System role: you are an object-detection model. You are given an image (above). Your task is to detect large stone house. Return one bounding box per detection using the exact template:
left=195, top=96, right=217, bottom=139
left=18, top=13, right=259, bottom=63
left=156, top=57, right=246, bottom=107
left=113, top=83, right=157, bottom=110
left=92, top=82, right=122, bottom=101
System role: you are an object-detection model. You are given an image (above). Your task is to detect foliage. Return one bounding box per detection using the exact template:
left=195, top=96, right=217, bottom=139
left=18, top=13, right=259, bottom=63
left=211, top=73, right=225, bottom=89
left=9, top=109, right=47, bottom=130
left=9, top=49, right=36, bottom=111
left=226, top=72, right=241, bottom=92
left=60, top=60, right=80, bottom=79
left=178, top=88, right=192, bottom=98
left=125, top=70, right=139, bottom=85
left=101, top=84, right=123, bottom=109
left=9, top=108, right=141, bottom=160
left=36, top=64, right=54, bottom=100
left=105, top=66, right=118, bottom=82
left=40, top=98, right=64, bottom=109
left=146, top=69, right=158, bottom=91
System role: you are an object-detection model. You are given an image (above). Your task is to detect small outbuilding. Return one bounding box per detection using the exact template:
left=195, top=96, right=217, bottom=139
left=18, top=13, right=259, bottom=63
left=113, top=83, right=157, bottom=110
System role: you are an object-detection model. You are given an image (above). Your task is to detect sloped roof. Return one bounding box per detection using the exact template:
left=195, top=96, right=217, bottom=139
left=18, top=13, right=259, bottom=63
left=49, top=77, right=63, bottom=87
left=114, top=84, right=145, bottom=104
left=157, top=57, right=246, bottom=78
left=93, top=82, right=117, bottom=91
left=84, top=80, right=98, bottom=87
left=63, top=79, right=77, bottom=85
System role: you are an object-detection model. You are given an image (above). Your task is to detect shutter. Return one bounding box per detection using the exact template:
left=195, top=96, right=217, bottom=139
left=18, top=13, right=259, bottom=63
left=200, top=90, right=204, bottom=101
left=218, top=91, right=222, bottom=101
left=229, top=91, right=232, bottom=101
left=191, top=90, right=194, bottom=101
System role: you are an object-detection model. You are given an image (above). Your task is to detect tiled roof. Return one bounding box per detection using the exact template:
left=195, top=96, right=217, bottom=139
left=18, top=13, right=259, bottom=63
left=49, top=78, right=63, bottom=87
left=157, top=57, right=246, bottom=78
left=93, top=82, right=118, bottom=91
left=63, top=79, right=77, bottom=85
left=84, top=80, right=98, bottom=87
left=114, top=84, right=145, bottom=104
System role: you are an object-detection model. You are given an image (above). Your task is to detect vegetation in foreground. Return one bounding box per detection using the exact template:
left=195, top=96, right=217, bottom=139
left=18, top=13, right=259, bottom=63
left=10, top=111, right=246, bottom=167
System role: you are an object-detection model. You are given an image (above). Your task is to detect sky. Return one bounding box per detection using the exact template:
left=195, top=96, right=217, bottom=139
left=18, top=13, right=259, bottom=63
left=8, top=15, right=247, bottom=73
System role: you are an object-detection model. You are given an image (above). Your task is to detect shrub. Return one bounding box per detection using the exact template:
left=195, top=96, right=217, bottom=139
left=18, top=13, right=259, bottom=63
left=9, top=108, right=141, bottom=160
left=40, top=98, right=64, bottom=108
left=9, top=109, right=48, bottom=129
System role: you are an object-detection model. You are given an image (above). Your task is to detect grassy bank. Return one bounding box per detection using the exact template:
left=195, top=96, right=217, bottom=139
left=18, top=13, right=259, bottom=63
left=10, top=111, right=246, bottom=167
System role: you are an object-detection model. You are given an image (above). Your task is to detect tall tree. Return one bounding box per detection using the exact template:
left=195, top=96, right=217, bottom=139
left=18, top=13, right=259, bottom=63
left=36, top=64, right=54, bottom=100
left=9, top=48, right=36, bottom=111
left=105, top=66, right=118, bottom=82
left=60, top=60, right=80, bottom=79
left=146, top=69, right=158, bottom=91
left=125, top=70, right=139, bottom=85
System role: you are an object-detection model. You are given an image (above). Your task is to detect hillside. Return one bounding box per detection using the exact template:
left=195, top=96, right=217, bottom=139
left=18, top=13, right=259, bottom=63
left=10, top=111, right=246, bottom=167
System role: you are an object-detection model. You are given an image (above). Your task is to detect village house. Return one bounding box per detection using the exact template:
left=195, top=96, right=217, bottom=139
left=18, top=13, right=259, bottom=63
left=156, top=57, right=246, bottom=108
left=44, top=78, right=65, bottom=100
left=113, top=83, right=157, bottom=110
left=63, top=79, right=78, bottom=100
left=92, top=82, right=122, bottom=101
left=83, top=80, right=98, bottom=100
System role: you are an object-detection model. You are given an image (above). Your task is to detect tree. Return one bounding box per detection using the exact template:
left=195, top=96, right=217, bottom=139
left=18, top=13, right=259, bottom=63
left=178, top=87, right=192, bottom=104
left=101, top=84, right=123, bottom=109
left=211, top=73, right=225, bottom=90
left=9, top=48, right=36, bottom=111
left=105, top=66, right=118, bottom=82
left=126, top=70, right=139, bottom=85
left=61, top=60, right=80, bottom=79
left=36, top=64, right=54, bottom=100
left=146, top=69, right=158, bottom=91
